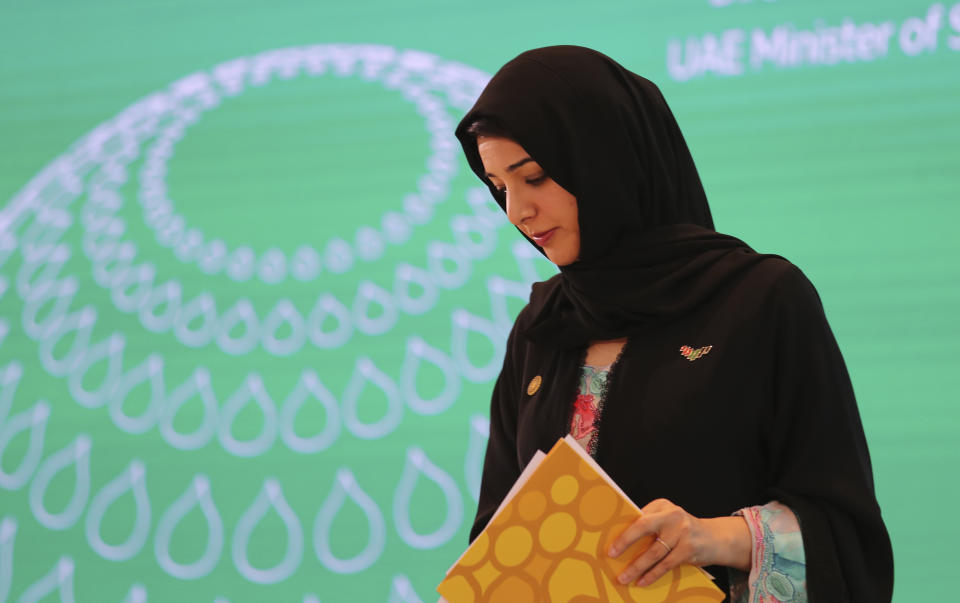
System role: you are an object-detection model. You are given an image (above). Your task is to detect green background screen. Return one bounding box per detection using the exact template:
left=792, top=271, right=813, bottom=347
left=1, top=0, right=958, bottom=601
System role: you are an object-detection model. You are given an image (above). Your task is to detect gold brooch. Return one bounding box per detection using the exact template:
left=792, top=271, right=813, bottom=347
left=526, top=375, right=542, bottom=395
left=679, top=345, right=712, bottom=362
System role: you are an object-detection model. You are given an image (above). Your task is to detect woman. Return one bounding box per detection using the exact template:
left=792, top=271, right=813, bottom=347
left=454, top=46, right=893, bottom=601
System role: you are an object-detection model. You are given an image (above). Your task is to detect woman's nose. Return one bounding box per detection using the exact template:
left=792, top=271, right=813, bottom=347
left=505, top=191, right=536, bottom=226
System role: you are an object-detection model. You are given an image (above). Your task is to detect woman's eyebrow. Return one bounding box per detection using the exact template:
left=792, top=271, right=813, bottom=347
left=484, top=157, right=535, bottom=178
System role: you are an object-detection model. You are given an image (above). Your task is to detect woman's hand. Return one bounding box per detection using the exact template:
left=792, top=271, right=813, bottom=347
left=607, top=498, right=752, bottom=586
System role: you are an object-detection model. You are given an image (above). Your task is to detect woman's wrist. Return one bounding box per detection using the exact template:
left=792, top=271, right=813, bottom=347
left=700, top=516, right=752, bottom=571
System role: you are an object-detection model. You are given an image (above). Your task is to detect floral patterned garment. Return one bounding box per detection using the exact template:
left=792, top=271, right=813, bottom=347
left=570, top=363, right=611, bottom=457
left=730, top=502, right=808, bottom=602
left=569, top=365, right=808, bottom=602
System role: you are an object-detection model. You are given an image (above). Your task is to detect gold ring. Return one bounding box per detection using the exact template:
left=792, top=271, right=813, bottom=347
left=655, top=537, right=672, bottom=555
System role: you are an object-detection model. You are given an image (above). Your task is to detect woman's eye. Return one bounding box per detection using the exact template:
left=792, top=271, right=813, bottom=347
left=493, top=175, right=545, bottom=195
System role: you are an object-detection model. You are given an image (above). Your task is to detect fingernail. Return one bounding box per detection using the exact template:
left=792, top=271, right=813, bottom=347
left=618, top=573, right=630, bottom=585
left=608, top=546, right=618, bottom=557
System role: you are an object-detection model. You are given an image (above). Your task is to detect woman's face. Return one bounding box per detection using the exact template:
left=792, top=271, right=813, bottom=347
left=476, top=136, right=581, bottom=266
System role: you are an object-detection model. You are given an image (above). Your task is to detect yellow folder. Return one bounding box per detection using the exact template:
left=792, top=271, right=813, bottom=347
left=438, top=436, right=725, bottom=602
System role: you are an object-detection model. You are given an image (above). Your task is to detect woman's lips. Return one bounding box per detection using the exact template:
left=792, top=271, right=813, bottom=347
left=530, top=227, right=557, bottom=246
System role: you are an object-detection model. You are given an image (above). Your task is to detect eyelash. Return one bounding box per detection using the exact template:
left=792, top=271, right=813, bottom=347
left=495, top=175, right=547, bottom=194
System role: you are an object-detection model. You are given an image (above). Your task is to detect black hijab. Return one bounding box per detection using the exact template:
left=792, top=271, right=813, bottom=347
left=455, top=45, right=777, bottom=348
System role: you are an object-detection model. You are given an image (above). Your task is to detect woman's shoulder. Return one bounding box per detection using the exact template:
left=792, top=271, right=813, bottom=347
left=743, top=256, right=829, bottom=324
left=517, top=272, right=564, bottom=323
left=528, top=272, right=563, bottom=301
left=509, top=257, right=828, bottom=332
left=739, top=256, right=820, bottom=299
left=739, top=254, right=799, bottom=284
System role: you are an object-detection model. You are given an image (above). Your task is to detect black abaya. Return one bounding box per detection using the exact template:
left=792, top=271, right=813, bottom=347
left=455, top=45, right=893, bottom=602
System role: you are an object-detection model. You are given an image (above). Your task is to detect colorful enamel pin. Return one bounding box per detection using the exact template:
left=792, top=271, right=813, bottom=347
left=527, top=375, right=542, bottom=395
left=680, top=345, right=712, bottom=362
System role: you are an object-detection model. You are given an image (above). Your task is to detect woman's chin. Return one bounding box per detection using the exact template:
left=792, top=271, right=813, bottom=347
left=546, top=250, right=577, bottom=267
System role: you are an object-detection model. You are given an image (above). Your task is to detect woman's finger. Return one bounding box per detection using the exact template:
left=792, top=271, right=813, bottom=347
left=608, top=512, right=662, bottom=558
left=616, top=533, right=677, bottom=585
left=635, top=539, right=685, bottom=587
left=640, top=498, right=674, bottom=514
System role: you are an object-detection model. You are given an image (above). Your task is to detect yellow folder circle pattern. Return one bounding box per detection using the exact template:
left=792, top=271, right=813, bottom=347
left=438, top=440, right=725, bottom=602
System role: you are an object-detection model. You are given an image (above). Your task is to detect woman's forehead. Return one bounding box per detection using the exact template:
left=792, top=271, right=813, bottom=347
left=477, top=137, right=537, bottom=169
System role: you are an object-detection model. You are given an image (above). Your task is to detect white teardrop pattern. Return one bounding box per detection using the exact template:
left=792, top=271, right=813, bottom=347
left=306, top=293, right=352, bottom=349
left=341, top=357, right=402, bottom=440
left=0, top=401, right=49, bottom=490
left=85, top=459, right=151, bottom=561
left=231, top=478, right=303, bottom=584
left=67, top=332, right=125, bottom=409
left=450, top=308, right=506, bottom=383
left=82, top=216, right=125, bottom=265
left=154, top=474, right=223, bottom=580
left=121, top=583, right=148, bottom=603
left=464, top=186, right=509, bottom=230
left=92, top=240, right=137, bottom=290
left=110, top=262, right=156, bottom=314
left=0, top=278, right=7, bottom=345
left=261, top=299, right=306, bottom=357
left=451, top=214, right=496, bottom=261
left=21, top=276, right=78, bottom=340
left=387, top=574, right=426, bottom=603
left=427, top=242, right=470, bottom=289
left=173, top=291, right=218, bottom=348
left=109, top=353, right=165, bottom=434
left=0, top=362, right=24, bottom=433
left=83, top=212, right=126, bottom=263
left=313, top=469, right=385, bottom=574
left=0, top=361, right=24, bottom=426
left=393, top=447, right=462, bottom=550
left=216, top=373, right=277, bottom=458
left=28, top=434, right=92, bottom=530
left=17, top=556, right=76, bottom=603
left=381, top=211, right=412, bottom=246
left=138, top=280, right=181, bottom=333
left=0, top=517, right=15, bottom=603
left=511, top=239, right=549, bottom=284
left=16, top=242, right=71, bottom=301
left=290, top=244, right=321, bottom=282
left=464, top=415, right=490, bottom=503
left=400, top=336, right=460, bottom=416
left=216, top=298, right=260, bottom=356
left=392, top=263, right=438, bottom=316
left=19, top=207, right=73, bottom=267
left=198, top=238, right=228, bottom=276
left=485, top=275, right=531, bottom=333
left=352, top=281, right=398, bottom=336
left=279, top=369, right=340, bottom=454
left=226, top=246, right=256, bottom=282
left=37, top=306, right=96, bottom=378
left=0, top=232, right=14, bottom=269
left=257, top=247, right=287, bottom=284
left=159, top=367, right=218, bottom=451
